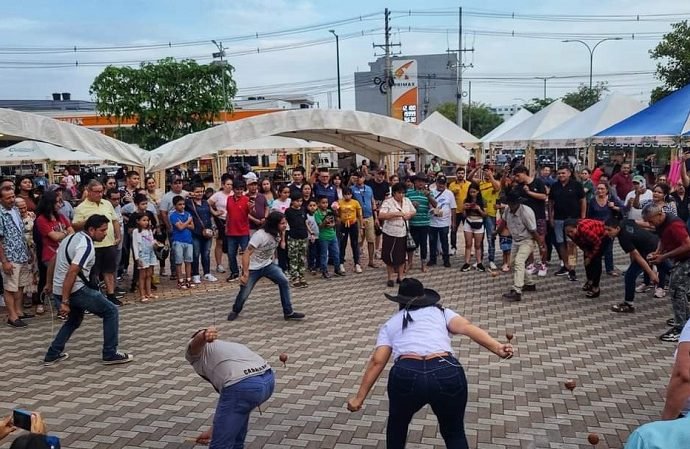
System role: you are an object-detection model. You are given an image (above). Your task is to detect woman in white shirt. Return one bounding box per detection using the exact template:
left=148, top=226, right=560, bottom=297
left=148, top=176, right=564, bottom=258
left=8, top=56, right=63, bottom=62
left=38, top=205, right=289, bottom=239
left=378, top=182, right=416, bottom=287
left=347, top=278, right=513, bottom=449
left=271, top=185, right=292, bottom=213
left=208, top=174, right=234, bottom=273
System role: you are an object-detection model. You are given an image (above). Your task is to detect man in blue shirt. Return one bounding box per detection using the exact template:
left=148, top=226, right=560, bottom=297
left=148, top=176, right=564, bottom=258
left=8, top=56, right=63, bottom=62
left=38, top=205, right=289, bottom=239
left=313, top=168, right=337, bottom=206
left=351, top=172, right=378, bottom=268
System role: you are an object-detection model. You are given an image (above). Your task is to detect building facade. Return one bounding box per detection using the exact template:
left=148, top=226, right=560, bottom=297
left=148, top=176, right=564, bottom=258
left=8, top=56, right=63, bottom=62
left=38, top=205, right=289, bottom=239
left=490, top=104, right=524, bottom=121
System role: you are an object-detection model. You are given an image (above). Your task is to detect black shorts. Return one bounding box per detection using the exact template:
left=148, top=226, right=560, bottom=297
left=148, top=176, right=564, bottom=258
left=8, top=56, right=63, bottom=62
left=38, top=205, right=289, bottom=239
left=94, top=246, right=118, bottom=274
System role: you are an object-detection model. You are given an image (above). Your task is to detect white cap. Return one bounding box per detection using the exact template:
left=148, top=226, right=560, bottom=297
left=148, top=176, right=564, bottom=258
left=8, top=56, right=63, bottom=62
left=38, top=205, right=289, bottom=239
left=243, top=172, right=258, bottom=183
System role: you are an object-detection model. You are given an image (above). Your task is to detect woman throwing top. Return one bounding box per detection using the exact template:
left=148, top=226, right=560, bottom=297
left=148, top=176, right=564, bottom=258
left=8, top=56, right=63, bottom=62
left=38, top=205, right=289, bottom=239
left=347, top=278, right=513, bottom=449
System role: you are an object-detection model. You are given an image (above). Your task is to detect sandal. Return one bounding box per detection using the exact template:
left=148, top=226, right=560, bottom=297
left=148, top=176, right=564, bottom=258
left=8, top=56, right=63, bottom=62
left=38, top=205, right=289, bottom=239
left=177, top=280, right=188, bottom=290
left=140, top=297, right=150, bottom=303
left=611, top=302, right=635, bottom=313
left=582, top=281, right=593, bottom=291
left=585, top=288, right=600, bottom=298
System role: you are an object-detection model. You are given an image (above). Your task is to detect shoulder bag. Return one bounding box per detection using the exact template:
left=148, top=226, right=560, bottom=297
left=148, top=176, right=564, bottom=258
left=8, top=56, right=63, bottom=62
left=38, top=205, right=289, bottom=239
left=190, top=201, right=214, bottom=239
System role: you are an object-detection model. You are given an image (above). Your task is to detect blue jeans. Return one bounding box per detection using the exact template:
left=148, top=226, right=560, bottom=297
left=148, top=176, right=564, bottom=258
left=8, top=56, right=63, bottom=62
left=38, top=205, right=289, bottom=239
left=484, top=216, right=497, bottom=263
left=192, top=235, right=212, bottom=276
left=307, top=240, right=319, bottom=270
left=318, top=238, right=340, bottom=273
left=232, top=263, right=294, bottom=316
left=429, top=226, right=450, bottom=263
left=226, top=236, right=250, bottom=276
left=339, top=223, right=360, bottom=265
left=603, top=238, right=614, bottom=273
left=211, top=370, right=275, bottom=449
left=45, top=287, right=119, bottom=360
left=387, top=357, right=468, bottom=449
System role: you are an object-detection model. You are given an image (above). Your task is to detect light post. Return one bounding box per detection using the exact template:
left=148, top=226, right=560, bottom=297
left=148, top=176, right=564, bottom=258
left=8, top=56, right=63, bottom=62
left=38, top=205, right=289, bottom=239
left=562, top=38, right=622, bottom=89
left=328, top=30, right=341, bottom=109
left=534, top=76, right=555, bottom=100
left=211, top=40, right=228, bottom=117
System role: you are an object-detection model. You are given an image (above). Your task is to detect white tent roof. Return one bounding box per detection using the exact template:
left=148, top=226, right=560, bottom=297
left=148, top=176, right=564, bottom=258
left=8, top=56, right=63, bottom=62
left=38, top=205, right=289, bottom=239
left=481, top=108, right=532, bottom=144
left=220, top=136, right=344, bottom=156
left=534, top=94, right=646, bottom=148
left=488, top=100, right=580, bottom=149
left=418, top=111, right=479, bottom=146
left=147, top=109, right=469, bottom=172
left=0, top=108, right=147, bottom=166
left=0, top=141, right=104, bottom=164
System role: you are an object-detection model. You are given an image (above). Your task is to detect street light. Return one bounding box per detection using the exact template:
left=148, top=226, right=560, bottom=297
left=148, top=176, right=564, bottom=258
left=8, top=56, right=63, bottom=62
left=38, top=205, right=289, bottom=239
left=562, top=38, right=622, bottom=89
left=211, top=40, right=228, bottom=117
left=328, top=29, right=341, bottom=109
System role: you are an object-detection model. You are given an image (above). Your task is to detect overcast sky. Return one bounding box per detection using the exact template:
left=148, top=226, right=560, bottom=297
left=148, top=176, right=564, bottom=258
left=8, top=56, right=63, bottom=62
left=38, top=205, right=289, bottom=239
left=0, top=0, right=686, bottom=109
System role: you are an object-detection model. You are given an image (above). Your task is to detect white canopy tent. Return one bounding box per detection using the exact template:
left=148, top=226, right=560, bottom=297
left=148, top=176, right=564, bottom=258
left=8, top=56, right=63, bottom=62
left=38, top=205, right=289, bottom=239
left=481, top=108, right=533, bottom=146
left=0, top=108, right=147, bottom=166
left=488, top=100, right=580, bottom=149
left=418, top=111, right=479, bottom=147
left=0, top=141, right=104, bottom=164
left=220, top=136, right=345, bottom=156
left=534, top=95, right=645, bottom=149
left=147, top=109, right=470, bottom=172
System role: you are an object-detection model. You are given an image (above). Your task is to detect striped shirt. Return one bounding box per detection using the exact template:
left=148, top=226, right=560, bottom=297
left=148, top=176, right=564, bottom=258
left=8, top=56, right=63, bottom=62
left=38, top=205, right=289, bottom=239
left=406, top=188, right=431, bottom=227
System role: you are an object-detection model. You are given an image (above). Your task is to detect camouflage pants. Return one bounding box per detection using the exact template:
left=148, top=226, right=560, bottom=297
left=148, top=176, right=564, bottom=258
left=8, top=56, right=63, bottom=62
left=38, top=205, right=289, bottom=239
left=669, top=259, right=690, bottom=330
left=288, top=238, right=307, bottom=281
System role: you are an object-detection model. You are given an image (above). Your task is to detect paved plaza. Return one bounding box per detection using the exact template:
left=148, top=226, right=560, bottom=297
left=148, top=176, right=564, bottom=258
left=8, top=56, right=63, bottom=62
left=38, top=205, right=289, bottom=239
left=0, top=251, right=676, bottom=449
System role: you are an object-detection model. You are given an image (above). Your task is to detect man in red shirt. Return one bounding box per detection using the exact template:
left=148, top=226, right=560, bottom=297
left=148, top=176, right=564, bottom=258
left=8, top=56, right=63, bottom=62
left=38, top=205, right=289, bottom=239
left=644, top=203, right=690, bottom=342
left=565, top=219, right=609, bottom=299
left=609, top=163, right=633, bottom=200
left=225, top=180, right=250, bottom=282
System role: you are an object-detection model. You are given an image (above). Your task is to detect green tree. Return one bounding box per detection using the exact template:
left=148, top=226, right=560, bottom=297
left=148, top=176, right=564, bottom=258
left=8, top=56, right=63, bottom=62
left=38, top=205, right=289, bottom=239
left=650, top=20, right=690, bottom=103
left=90, top=57, right=237, bottom=150
left=434, top=102, right=503, bottom=137
left=562, top=82, right=609, bottom=111
left=521, top=97, right=555, bottom=113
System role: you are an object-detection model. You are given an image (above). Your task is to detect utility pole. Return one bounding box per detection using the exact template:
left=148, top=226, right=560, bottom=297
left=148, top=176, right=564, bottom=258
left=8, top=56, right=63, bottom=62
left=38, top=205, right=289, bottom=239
left=328, top=30, right=341, bottom=109
left=467, top=80, right=472, bottom=134
left=535, top=76, right=555, bottom=100
left=447, top=7, right=474, bottom=129
left=373, top=8, right=400, bottom=117
left=211, top=40, right=228, bottom=119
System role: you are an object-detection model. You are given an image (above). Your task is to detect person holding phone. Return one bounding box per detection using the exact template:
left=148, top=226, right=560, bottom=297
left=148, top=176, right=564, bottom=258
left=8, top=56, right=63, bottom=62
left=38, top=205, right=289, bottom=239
left=1, top=411, right=46, bottom=442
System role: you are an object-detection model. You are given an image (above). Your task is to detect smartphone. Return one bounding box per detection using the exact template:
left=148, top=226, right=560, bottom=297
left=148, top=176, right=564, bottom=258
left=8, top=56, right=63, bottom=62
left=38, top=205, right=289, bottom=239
left=13, top=408, right=32, bottom=431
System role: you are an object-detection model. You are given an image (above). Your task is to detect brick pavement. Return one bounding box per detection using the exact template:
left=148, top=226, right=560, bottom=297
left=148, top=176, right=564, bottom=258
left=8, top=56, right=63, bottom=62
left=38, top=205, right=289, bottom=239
left=0, top=250, right=676, bottom=449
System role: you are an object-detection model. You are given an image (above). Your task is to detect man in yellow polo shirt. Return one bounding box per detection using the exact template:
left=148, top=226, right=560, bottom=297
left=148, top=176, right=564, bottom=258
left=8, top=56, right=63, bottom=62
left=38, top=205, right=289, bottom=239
left=478, top=165, right=501, bottom=271
left=448, top=167, right=469, bottom=254
left=73, top=180, right=123, bottom=306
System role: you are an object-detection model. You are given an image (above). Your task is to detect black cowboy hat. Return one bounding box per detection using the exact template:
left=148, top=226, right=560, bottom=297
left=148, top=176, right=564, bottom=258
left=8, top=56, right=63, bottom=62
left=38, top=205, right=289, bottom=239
left=505, top=189, right=524, bottom=204
left=384, top=278, right=441, bottom=307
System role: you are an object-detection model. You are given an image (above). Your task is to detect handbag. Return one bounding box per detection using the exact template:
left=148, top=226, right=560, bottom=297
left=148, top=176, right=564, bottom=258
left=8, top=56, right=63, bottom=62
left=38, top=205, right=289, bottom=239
left=190, top=200, right=214, bottom=239
left=404, top=221, right=416, bottom=251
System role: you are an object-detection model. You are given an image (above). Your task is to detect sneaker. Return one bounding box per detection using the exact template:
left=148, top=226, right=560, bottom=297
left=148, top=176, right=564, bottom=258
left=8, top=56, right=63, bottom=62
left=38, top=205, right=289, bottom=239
left=489, top=261, right=498, bottom=271
left=443, top=261, right=451, bottom=268
left=635, top=283, right=652, bottom=293
left=216, top=265, right=226, bottom=273
left=537, top=264, right=548, bottom=277
left=354, top=264, right=363, bottom=273
left=338, top=264, right=346, bottom=273
left=115, top=287, right=127, bottom=295
left=476, top=263, right=486, bottom=272
left=568, top=270, right=577, bottom=282
left=44, top=353, right=69, bottom=366
left=113, top=291, right=125, bottom=299
left=107, top=296, right=123, bottom=307
left=526, top=264, right=537, bottom=275
left=611, top=302, right=635, bottom=313
left=659, top=327, right=681, bottom=342
left=204, top=273, right=218, bottom=282
left=102, top=352, right=134, bottom=365
left=449, top=248, right=456, bottom=256
left=554, top=266, right=568, bottom=276
left=36, top=304, right=45, bottom=315
left=654, top=288, right=666, bottom=298
left=460, top=263, right=471, bottom=272
left=666, top=317, right=677, bottom=327
left=523, top=284, right=537, bottom=292
left=192, top=275, right=202, bottom=284
left=322, top=272, right=332, bottom=279
left=501, top=264, right=510, bottom=272
left=284, top=312, right=306, bottom=320
left=227, top=311, right=239, bottom=321
left=226, top=273, right=239, bottom=283
left=335, top=270, right=346, bottom=276
left=6, top=318, right=28, bottom=328
left=375, top=249, right=382, bottom=259
left=502, top=290, right=522, bottom=302
left=427, top=260, right=437, bottom=267
left=291, top=279, right=302, bottom=288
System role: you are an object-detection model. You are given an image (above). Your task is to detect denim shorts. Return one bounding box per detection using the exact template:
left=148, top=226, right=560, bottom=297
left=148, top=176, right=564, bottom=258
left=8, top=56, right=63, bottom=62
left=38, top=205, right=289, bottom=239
left=499, top=235, right=513, bottom=252
left=172, top=241, right=193, bottom=264
left=138, top=245, right=158, bottom=268
left=553, top=219, right=566, bottom=244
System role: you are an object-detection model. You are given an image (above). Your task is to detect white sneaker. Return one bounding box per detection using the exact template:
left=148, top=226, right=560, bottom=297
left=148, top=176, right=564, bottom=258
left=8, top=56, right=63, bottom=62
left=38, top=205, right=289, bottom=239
left=375, top=250, right=381, bottom=259
left=635, top=283, right=652, bottom=293
left=192, top=275, right=202, bottom=284
left=537, top=263, right=548, bottom=277
left=654, top=287, right=666, bottom=298
left=161, top=267, right=170, bottom=277
left=204, top=273, right=218, bottom=282
left=338, top=264, right=345, bottom=273
left=489, top=261, right=498, bottom=271
left=450, top=248, right=456, bottom=256
left=216, top=265, right=226, bottom=273
left=526, top=264, right=537, bottom=275
left=354, top=264, right=363, bottom=273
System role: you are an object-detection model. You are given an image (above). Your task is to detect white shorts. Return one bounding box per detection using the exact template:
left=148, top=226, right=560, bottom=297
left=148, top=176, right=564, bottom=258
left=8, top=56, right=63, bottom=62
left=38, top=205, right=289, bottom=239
left=463, top=220, right=485, bottom=234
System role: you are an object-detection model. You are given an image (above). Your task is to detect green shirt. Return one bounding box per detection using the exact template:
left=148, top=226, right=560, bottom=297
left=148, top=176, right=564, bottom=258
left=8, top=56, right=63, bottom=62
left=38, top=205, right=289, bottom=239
left=314, top=209, right=337, bottom=241
left=406, top=188, right=430, bottom=227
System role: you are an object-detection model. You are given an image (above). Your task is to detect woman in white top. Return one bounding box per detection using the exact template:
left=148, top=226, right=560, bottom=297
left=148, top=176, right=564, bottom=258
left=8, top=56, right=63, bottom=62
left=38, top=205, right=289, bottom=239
left=208, top=174, right=234, bottom=273
left=347, top=278, right=513, bottom=449
left=378, top=182, right=416, bottom=287
left=271, top=185, right=292, bottom=213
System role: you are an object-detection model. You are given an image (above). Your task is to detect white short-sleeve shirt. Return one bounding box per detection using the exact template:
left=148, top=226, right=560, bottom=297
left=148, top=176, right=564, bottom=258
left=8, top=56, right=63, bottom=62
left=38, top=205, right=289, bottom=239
left=430, top=189, right=457, bottom=228
left=376, top=306, right=459, bottom=360
left=677, top=322, right=690, bottom=416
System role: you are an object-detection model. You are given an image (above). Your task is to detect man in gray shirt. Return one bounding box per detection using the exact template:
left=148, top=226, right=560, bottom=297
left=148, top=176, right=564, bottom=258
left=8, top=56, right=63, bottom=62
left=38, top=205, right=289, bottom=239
left=501, top=191, right=544, bottom=302
left=186, top=326, right=274, bottom=447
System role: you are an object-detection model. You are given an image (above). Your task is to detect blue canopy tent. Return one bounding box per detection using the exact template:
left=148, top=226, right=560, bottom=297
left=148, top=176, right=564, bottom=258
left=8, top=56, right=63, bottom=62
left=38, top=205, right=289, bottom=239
left=595, top=84, right=690, bottom=146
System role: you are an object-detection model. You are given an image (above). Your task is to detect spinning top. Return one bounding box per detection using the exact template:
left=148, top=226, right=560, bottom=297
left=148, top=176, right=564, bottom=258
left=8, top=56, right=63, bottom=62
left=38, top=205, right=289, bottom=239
left=505, top=331, right=514, bottom=343
left=587, top=432, right=599, bottom=446
left=279, top=353, right=288, bottom=367
left=564, top=379, right=576, bottom=392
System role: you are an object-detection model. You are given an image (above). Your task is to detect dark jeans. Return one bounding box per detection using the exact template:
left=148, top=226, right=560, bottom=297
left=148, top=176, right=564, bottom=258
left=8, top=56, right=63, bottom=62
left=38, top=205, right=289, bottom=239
left=603, top=238, right=614, bottom=273
left=585, top=250, right=604, bottom=288
left=45, top=286, right=119, bottom=360
left=192, top=235, right=212, bottom=276
left=408, top=225, right=429, bottom=262
left=226, top=235, right=250, bottom=276
left=450, top=213, right=465, bottom=250
left=429, top=226, right=450, bottom=263
left=307, top=240, right=319, bottom=270
left=484, top=216, right=497, bottom=263
left=387, top=357, right=468, bottom=449
left=231, top=263, right=294, bottom=316
left=118, top=230, right=131, bottom=275
left=545, top=222, right=556, bottom=263
left=211, top=370, right=275, bottom=449
left=626, top=259, right=671, bottom=302
left=339, top=223, right=360, bottom=265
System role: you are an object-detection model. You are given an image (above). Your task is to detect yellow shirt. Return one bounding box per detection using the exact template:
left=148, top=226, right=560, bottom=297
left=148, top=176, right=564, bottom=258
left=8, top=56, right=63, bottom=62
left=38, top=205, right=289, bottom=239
left=74, top=199, right=118, bottom=248
left=337, top=199, right=362, bottom=227
left=448, top=180, right=469, bottom=209
left=479, top=181, right=500, bottom=217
